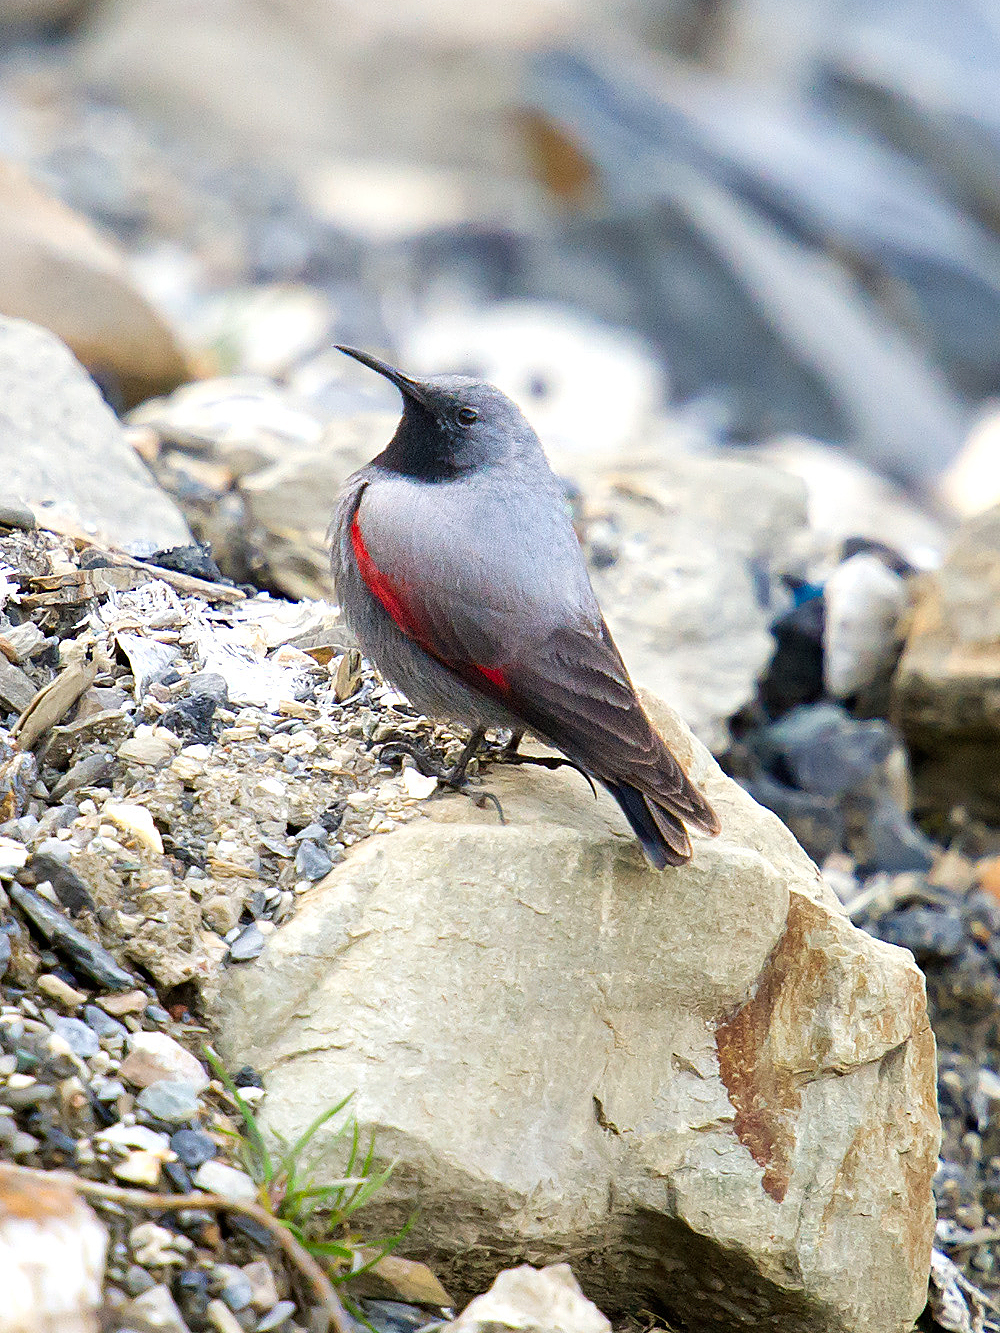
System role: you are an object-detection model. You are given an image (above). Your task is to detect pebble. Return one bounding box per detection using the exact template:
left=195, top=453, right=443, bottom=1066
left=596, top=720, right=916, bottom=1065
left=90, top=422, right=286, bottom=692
left=49, top=752, right=114, bottom=802
left=227, top=922, right=265, bottom=962
left=294, top=838, right=333, bottom=880
left=37, top=973, right=87, bottom=1008
left=176, top=1267, right=212, bottom=1324
left=84, top=1003, right=129, bottom=1043
left=1, top=1079, right=54, bottom=1110
left=0, top=934, right=9, bottom=981
left=171, top=1127, right=216, bottom=1168
left=242, top=1259, right=279, bottom=1312
left=3, top=1127, right=39, bottom=1156
left=257, top=1300, right=297, bottom=1331
left=130, top=1221, right=192, bottom=1268
left=137, top=1079, right=203, bottom=1124
left=215, top=1264, right=254, bottom=1311
left=0, top=501, right=36, bottom=531
left=118, top=730, right=178, bottom=768
left=8, top=884, right=136, bottom=990
left=98, top=1122, right=173, bottom=1154
left=0, top=835, right=28, bottom=877
left=161, top=693, right=220, bottom=744
left=206, top=1298, right=244, bottom=1333
left=125, top=1283, right=190, bottom=1332
left=119, top=1032, right=210, bottom=1091
left=292, top=822, right=328, bottom=844
left=193, top=1159, right=257, bottom=1202
left=125, top=1263, right=158, bottom=1297
left=51, top=1014, right=100, bottom=1058
left=103, top=801, right=165, bottom=853
left=114, top=1147, right=164, bottom=1185
left=401, top=767, right=438, bottom=800
left=94, top=1076, right=127, bottom=1102
left=33, top=838, right=73, bottom=865
left=98, top=989, right=149, bottom=1016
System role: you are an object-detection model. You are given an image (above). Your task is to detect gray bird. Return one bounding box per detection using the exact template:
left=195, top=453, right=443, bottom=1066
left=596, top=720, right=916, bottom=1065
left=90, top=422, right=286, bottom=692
left=329, top=346, right=719, bottom=868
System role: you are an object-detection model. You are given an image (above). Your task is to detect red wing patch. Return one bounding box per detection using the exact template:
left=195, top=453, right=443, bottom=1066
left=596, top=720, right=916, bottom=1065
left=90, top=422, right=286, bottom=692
left=351, top=513, right=422, bottom=640
left=469, top=663, right=509, bottom=693
left=350, top=512, right=509, bottom=698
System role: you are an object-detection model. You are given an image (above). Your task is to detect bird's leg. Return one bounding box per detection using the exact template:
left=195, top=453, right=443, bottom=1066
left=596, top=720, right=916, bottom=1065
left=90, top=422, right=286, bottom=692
left=486, top=729, right=598, bottom=798
left=377, top=728, right=505, bottom=822
left=440, top=728, right=505, bottom=821
left=443, top=728, right=487, bottom=785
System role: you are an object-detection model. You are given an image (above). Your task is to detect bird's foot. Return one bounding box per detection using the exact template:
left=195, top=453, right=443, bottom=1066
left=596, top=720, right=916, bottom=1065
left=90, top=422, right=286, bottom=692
left=377, top=735, right=505, bottom=823
left=376, top=737, right=439, bottom=777
left=484, top=735, right=598, bottom=798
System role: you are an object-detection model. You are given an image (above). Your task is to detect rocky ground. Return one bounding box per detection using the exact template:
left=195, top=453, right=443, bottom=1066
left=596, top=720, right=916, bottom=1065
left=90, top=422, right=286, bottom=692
left=6, top=4, right=1000, bottom=1333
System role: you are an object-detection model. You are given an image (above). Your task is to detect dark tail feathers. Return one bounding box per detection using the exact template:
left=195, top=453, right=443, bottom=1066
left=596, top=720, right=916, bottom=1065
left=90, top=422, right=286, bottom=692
left=604, top=780, right=698, bottom=870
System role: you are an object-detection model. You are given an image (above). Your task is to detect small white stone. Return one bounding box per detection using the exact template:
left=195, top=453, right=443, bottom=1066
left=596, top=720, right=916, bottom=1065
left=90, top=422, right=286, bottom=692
left=0, top=836, right=28, bottom=878
left=345, top=789, right=376, bottom=810
left=119, top=1032, right=210, bottom=1091
left=126, top=1283, right=189, bottom=1329
left=113, top=1149, right=163, bottom=1186
left=103, top=803, right=164, bottom=854
left=129, top=1223, right=189, bottom=1268
left=193, top=1160, right=257, bottom=1203
left=170, top=755, right=204, bottom=782
left=37, top=974, right=87, bottom=1008
left=118, top=726, right=177, bottom=767
left=97, top=1123, right=173, bottom=1156
left=402, top=768, right=438, bottom=800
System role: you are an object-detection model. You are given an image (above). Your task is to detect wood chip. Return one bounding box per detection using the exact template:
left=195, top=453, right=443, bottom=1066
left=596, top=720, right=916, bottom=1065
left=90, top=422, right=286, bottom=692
left=334, top=648, right=363, bottom=703
left=13, top=650, right=99, bottom=751
left=26, top=549, right=245, bottom=607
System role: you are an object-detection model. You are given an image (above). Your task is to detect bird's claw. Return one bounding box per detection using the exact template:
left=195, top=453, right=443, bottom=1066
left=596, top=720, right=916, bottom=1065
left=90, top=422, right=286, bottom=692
left=443, top=778, right=505, bottom=823
left=377, top=738, right=438, bottom=776
left=489, top=746, right=598, bottom=799
left=377, top=738, right=505, bottom=823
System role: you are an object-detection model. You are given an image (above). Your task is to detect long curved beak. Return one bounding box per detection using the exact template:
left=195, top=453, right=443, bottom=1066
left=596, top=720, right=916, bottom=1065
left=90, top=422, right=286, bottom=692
left=336, top=346, right=431, bottom=407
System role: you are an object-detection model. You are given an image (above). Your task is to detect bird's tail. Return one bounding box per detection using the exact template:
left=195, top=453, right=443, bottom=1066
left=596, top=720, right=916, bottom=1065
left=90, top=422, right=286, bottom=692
left=604, top=777, right=719, bottom=870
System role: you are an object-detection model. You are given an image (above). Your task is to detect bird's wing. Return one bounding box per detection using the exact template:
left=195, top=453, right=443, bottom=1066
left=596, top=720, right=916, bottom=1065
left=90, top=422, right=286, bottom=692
left=350, top=478, right=718, bottom=839
left=505, top=620, right=719, bottom=837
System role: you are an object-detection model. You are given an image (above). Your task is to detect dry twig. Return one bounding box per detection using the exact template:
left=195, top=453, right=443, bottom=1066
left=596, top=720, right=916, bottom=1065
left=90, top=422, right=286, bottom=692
left=6, top=1163, right=353, bottom=1333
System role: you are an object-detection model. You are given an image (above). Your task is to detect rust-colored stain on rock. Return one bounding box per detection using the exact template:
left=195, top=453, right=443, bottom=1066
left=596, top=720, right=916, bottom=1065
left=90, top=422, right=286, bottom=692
left=714, top=900, right=813, bottom=1203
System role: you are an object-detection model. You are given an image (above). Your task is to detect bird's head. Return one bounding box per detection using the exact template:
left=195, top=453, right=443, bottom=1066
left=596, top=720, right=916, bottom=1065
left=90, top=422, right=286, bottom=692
left=336, top=345, right=540, bottom=481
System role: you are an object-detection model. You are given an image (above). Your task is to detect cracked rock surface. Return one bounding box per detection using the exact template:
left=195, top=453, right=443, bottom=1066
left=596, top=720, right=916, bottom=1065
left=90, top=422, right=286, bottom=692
left=218, top=694, right=941, bottom=1333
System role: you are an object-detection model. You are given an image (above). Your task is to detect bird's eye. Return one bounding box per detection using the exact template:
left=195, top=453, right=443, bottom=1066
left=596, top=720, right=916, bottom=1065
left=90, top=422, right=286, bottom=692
left=457, top=407, right=478, bottom=426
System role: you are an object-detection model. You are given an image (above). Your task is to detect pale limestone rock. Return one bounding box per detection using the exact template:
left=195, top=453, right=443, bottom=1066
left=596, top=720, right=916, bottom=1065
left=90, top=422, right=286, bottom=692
left=0, top=164, right=190, bottom=408
left=588, top=456, right=808, bottom=748
left=123, top=1284, right=189, bottom=1333
left=119, top=1032, right=209, bottom=1092
left=894, top=503, right=1000, bottom=820
left=0, top=317, right=191, bottom=550
left=823, top=552, right=909, bottom=699
left=0, top=1164, right=107, bottom=1333
left=448, top=1264, right=610, bottom=1333
left=217, top=693, right=939, bottom=1333
left=192, top=1161, right=256, bottom=1203
left=103, top=802, right=164, bottom=853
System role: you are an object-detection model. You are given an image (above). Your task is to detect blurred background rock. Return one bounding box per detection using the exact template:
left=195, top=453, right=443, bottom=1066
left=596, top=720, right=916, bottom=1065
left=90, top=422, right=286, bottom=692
left=2, top=0, right=1000, bottom=499
left=9, top=4, right=1000, bottom=1326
